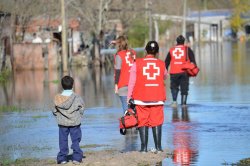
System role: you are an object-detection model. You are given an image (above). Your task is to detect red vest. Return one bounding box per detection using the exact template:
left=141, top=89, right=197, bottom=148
left=132, top=55, right=166, bottom=101
left=169, top=45, right=188, bottom=74
left=115, top=49, right=136, bottom=88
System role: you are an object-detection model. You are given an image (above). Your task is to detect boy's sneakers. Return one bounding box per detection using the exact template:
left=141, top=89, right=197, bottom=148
left=182, top=104, right=187, bottom=108
left=73, top=160, right=81, bottom=165
left=58, top=161, right=67, bottom=164
left=171, top=101, right=177, bottom=108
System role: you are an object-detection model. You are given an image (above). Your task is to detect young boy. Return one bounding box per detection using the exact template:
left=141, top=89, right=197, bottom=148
left=52, top=76, right=85, bottom=164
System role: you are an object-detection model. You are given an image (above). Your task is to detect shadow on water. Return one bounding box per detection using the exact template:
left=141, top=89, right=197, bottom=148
left=1, top=41, right=250, bottom=165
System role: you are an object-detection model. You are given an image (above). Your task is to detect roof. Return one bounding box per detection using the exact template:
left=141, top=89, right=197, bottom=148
left=188, top=9, right=232, bottom=18
left=16, top=17, right=80, bottom=33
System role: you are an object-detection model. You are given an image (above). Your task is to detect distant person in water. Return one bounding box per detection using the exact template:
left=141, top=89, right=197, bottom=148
left=165, top=35, right=197, bottom=107
left=52, top=76, right=85, bottom=165
left=112, top=35, right=136, bottom=112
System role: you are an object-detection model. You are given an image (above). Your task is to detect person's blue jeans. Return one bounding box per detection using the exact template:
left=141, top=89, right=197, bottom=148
left=57, top=125, right=83, bottom=163
left=119, top=96, right=128, bottom=112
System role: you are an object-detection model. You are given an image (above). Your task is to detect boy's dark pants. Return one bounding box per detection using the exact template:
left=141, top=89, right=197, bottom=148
left=57, top=125, right=83, bottom=163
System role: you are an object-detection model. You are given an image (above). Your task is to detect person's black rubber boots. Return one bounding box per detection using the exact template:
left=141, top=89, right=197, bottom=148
left=138, top=126, right=148, bottom=153
left=171, top=89, right=179, bottom=108
left=181, top=95, right=188, bottom=107
left=152, top=125, right=163, bottom=152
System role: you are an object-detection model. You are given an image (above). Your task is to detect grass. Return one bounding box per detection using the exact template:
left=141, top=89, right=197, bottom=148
left=43, top=79, right=60, bottom=85
left=51, top=79, right=59, bottom=84
left=0, top=158, right=55, bottom=166
left=236, top=158, right=250, bottom=166
left=31, top=115, right=48, bottom=119
left=0, top=69, right=11, bottom=84
left=222, top=158, right=250, bottom=166
left=0, top=105, right=24, bottom=112
left=80, top=144, right=108, bottom=149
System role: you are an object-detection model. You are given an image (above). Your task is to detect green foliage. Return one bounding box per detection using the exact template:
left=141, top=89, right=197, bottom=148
left=0, top=158, right=12, bottom=166
left=0, top=69, right=11, bottom=84
left=0, top=158, right=55, bottom=166
left=31, top=115, right=48, bottom=119
left=236, top=157, right=250, bottom=166
left=43, top=79, right=59, bottom=85
left=230, top=0, right=250, bottom=33
left=0, top=105, right=23, bottom=112
left=51, top=79, right=59, bottom=84
left=128, top=19, right=149, bottom=47
left=80, top=144, right=107, bottom=148
left=158, top=20, right=172, bottom=35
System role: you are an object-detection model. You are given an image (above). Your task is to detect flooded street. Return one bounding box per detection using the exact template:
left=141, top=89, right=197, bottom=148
left=1, top=41, right=250, bottom=165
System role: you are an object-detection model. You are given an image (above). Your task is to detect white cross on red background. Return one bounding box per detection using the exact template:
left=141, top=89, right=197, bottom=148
left=125, top=52, right=134, bottom=66
left=143, top=63, right=160, bottom=80
left=173, top=47, right=184, bottom=59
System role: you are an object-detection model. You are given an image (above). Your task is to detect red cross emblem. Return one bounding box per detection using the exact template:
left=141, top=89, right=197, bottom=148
left=143, top=63, right=160, bottom=80
left=173, top=47, right=184, bottom=59
left=125, top=52, right=135, bottom=66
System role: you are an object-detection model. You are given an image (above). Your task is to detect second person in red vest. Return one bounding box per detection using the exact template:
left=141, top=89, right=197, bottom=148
left=127, top=41, right=167, bottom=153
left=165, top=35, right=197, bottom=107
left=113, top=36, right=136, bottom=112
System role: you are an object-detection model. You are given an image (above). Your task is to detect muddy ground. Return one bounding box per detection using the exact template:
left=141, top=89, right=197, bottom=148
left=5, top=149, right=171, bottom=166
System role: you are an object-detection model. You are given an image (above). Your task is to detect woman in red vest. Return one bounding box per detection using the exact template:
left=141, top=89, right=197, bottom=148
left=113, top=36, right=136, bottom=112
left=127, top=41, right=168, bottom=153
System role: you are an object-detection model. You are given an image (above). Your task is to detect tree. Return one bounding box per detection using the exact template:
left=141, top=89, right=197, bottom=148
left=230, top=0, right=250, bottom=33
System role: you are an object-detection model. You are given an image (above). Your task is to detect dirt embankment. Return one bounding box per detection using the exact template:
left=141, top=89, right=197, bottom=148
left=9, top=149, right=171, bottom=166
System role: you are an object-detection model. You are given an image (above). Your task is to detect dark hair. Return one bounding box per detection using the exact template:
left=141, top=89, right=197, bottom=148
left=176, top=35, right=185, bottom=44
left=61, top=76, right=74, bottom=90
left=145, top=41, right=159, bottom=55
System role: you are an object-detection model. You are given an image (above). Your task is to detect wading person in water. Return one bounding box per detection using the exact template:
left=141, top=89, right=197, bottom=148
left=52, top=76, right=85, bottom=164
left=165, top=35, right=197, bottom=107
left=127, top=41, right=167, bottom=153
left=113, top=35, right=136, bottom=112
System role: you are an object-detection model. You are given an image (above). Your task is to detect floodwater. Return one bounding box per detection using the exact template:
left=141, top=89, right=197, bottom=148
left=1, top=41, right=250, bottom=165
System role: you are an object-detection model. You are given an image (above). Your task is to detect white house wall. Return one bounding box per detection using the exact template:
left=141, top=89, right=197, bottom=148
left=193, top=16, right=230, bottom=41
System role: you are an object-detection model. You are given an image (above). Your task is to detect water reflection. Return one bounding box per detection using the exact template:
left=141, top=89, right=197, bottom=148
left=0, top=66, right=120, bottom=110
left=121, top=130, right=139, bottom=152
left=189, top=41, right=250, bottom=104
left=1, top=41, right=250, bottom=165
left=171, top=107, right=198, bottom=166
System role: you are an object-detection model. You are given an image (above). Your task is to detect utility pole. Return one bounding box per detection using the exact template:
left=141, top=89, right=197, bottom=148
left=43, top=0, right=48, bottom=70
left=182, top=0, right=187, bottom=37
left=198, top=0, right=201, bottom=56
left=149, top=9, right=152, bottom=40
left=198, top=0, right=201, bottom=43
left=61, top=0, right=68, bottom=72
left=98, top=0, right=103, bottom=33
left=146, top=0, right=152, bottom=40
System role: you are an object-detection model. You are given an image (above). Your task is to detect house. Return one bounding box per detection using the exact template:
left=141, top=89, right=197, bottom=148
left=153, top=9, right=250, bottom=43
left=13, top=17, right=84, bottom=70
left=16, top=17, right=82, bottom=53
left=187, top=9, right=233, bottom=41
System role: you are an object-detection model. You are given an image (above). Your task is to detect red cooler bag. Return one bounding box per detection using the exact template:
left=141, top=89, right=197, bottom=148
left=119, top=108, right=138, bottom=135
left=182, top=62, right=200, bottom=77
